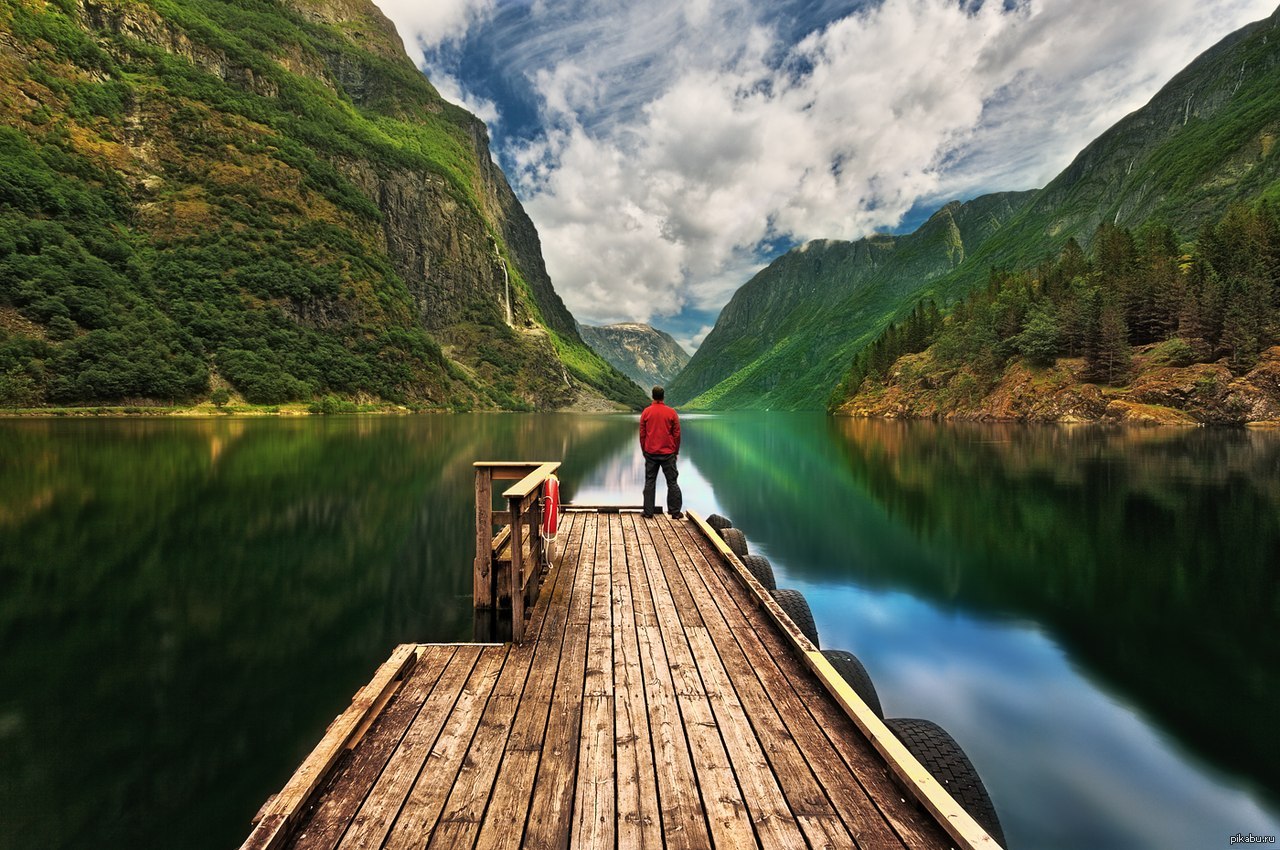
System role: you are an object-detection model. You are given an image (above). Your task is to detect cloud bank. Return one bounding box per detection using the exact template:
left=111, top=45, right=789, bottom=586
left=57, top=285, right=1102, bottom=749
left=374, top=0, right=1277, bottom=340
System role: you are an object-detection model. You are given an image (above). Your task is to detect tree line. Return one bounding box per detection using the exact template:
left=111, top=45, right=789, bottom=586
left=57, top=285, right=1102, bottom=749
left=832, top=202, right=1280, bottom=407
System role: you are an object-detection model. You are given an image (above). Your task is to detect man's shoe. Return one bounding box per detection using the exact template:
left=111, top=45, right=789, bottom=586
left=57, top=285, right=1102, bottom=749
left=641, top=512, right=655, bottom=519
left=670, top=511, right=684, bottom=519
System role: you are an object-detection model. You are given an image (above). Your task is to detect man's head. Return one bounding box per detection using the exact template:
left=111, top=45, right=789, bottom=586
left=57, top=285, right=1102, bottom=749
left=652, top=385, right=665, bottom=401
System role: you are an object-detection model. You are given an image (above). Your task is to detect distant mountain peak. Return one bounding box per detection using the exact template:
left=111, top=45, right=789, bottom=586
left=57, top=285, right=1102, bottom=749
left=578, top=323, right=691, bottom=389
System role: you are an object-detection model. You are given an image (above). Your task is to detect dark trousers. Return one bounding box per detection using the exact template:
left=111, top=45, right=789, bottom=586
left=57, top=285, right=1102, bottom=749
left=643, top=452, right=682, bottom=514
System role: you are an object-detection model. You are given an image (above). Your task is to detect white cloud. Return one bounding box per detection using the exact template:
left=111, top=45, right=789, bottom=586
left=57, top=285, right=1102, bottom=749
left=374, top=0, right=493, bottom=56
left=425, top=68, right=501, bottom=128
left=511, top=0, right=1015, bottom=323
left=677, top=324, right=716, bottom=354
left=379, top=0, right=1278, bottom=326
left=372, top=0, right=500, bottom=126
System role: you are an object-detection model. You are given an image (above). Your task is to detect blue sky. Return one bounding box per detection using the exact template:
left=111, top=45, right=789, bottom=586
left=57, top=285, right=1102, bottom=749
left=372, top=0, right=1276, bottom=352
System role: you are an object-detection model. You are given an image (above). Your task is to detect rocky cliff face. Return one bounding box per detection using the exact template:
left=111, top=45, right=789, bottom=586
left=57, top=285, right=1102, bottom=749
left=667, top=191, right=1033, bottom=410
left=0, top=0, right=640, bottom=409
left=577, top=323, right=690, bottom=389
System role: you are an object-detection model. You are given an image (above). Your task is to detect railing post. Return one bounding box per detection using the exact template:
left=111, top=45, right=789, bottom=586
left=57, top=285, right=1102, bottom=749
left=529, top=486, right=543, bottom=613
left=509, top=494, right=525, bottom=644
left=474, top=466, right=493, bottom=610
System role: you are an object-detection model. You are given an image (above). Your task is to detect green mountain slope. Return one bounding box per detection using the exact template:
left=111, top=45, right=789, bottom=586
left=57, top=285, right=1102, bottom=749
left=0, top=0, right=645, bottom=410
left=668, top=192, right=1033, bottom=410
left=674, top=4, right=1280, bottom=412
left=920, top=3, right=1280, bottom=304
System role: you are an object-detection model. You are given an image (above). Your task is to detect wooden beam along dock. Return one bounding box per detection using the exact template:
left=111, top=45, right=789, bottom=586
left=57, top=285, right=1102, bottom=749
left=241, top=461, right=1001, bottom=850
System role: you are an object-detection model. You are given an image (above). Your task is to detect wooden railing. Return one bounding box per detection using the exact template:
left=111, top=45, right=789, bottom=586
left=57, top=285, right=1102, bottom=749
left=473, top=461, right=561, bottom=643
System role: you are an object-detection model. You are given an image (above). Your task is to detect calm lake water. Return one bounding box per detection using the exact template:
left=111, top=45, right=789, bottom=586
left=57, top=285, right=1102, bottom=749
left=1, top=413, right=1277, bottom=849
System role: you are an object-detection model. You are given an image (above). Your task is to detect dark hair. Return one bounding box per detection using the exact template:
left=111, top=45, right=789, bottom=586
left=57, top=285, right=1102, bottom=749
left=652, top=385, right=665, bottom=400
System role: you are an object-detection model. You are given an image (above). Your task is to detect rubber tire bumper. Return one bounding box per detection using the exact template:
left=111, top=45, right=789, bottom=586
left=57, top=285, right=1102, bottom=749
left=706, top=513, right=733, bottom=533
left=884, top=718, right=1006, bottom=847
left=820, top=649, right=883, bottom=719
left=720, top=527, right=748, bottom=557
left=770, top=588, right=819, bottom=648
left=740, top=554, right=776, bottom=591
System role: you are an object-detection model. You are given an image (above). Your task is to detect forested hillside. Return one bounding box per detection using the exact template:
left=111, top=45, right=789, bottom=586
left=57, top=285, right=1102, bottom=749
left=832, top=204, right=1280, bottom=424
left=668, top=193, right=1032, bottom=409
left=0, top=0, right=645, bottom=410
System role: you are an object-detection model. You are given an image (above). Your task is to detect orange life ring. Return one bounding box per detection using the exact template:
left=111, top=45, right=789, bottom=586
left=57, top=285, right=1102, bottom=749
left=541, top=474, right=560, bottom=540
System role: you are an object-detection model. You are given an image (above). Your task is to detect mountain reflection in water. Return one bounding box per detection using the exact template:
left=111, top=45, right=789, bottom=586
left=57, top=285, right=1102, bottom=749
left=684, top=414, right=1280, bottom=850
left=0, top=414, right=1276, bottom=850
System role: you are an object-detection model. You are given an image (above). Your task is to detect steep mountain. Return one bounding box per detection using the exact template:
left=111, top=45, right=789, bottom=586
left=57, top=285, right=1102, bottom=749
left=918, top=3, right=1280, bottom=302
left=828, top=5, right=1280, bottom=422
left=667, top=191, right=1033, bottom=410
left=676, top=4, right=1280, bottom=412
left=577, top=322, right=690, bottom=389
left=0, top=0, right=646, bottom=410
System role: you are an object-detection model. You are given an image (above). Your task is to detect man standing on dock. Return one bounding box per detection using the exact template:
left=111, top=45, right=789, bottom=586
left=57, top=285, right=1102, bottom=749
left=640, top=385, right=682, bottom=520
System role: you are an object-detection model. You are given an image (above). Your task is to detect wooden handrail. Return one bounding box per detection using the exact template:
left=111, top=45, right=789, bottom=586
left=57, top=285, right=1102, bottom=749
left=502, top=462, right=560, bottom=500
left=474, top=461, right=561, bottom=644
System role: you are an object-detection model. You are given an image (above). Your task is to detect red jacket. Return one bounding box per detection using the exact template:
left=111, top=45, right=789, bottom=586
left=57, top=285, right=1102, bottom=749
left=639, top=401, right=681, bottom=455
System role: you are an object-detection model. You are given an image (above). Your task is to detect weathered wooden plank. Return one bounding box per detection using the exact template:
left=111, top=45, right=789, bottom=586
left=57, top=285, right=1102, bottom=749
left=490, top=525, right=512, bottom=554
left=501, top=462, right=561, bottom=500
left=240, top=644, right=419, bottom=850
left=252, top=504, right=964, bottom=850
left=647, top=519, right=807, bottom=850
left=660, top=520, right=885, bottom=849
left=290, top=645, right=459, bottom=850
left=570, top=512, right=616, bottom=849
left=521, top=512, right=597, bottom=850
left=475, top=462, right=549, bottom=482
left=609, top=514, right=663, bottom=850
left=378, top=645, right=509, bottom=850
left=473, top=512, right=586, bottom=850
left=632, top=517, right=758, bottom=849
left=333, top=645, right=485, bottom=850
left=678, top=516, right=952, bottom=849
left=528, top=498, right=543, bottom=603
left=621, top=513, right=710, bottom=850
left=425, top=513, right=581, bottom=850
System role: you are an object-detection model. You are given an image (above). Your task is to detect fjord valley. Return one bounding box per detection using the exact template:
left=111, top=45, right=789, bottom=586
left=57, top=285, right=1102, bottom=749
left=673, top=4, right=1280, bottom=415
left=5, top=3, right=1280, bottom=850
left=0, top=0, right=645, bottom=412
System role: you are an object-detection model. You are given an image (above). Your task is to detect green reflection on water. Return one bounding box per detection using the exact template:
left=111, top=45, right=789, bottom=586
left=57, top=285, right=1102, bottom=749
left=3, top=413, right=1278, bottom=849
left=0, top=414, right=634, bottom=850
left=686, top=414, right=1280, bottom=808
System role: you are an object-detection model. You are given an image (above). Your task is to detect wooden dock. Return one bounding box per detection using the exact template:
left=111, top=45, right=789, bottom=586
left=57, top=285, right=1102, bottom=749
left=241, top=466, right=1000, bottom=850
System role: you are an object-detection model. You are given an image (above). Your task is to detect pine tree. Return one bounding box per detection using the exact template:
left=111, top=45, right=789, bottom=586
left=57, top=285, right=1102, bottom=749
left=1059, top=238, right=1088, bottom=283
left=1222, top=278, right=1264, bottom=372
left=1093, top=303, right=1132, bottom=384
left=1017, top=301, right=1060, bottom=366
left=1136, top=225, right=1183, bottom=343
